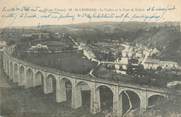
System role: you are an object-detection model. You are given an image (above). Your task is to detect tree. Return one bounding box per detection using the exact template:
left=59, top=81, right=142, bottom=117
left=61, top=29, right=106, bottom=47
left=157, top=66, right=162, bottom=71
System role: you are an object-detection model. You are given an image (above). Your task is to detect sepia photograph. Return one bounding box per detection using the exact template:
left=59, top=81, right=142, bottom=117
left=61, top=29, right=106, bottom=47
left=0, top=0, right=181, bottom=117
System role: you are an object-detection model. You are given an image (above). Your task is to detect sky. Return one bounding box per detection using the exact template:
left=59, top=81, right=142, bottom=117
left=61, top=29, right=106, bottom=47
left=0, top=0, right=180, bottom=27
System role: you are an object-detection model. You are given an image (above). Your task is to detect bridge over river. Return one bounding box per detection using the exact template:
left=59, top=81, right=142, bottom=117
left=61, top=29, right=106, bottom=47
left=0, top=45, right=180, bottom=117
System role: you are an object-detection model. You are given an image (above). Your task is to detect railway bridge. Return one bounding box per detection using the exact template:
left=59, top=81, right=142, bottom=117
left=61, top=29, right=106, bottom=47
left=1, top=46, right=171, bottom=117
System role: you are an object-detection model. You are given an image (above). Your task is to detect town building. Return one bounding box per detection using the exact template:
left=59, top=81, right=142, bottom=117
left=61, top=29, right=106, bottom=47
left=143, top=58, right=179, bottom=70
left=160, top=61, right=178, bottom=69
left=0, top=41, right=7, bottom=48
left=143, top=58, right=160, bottom=70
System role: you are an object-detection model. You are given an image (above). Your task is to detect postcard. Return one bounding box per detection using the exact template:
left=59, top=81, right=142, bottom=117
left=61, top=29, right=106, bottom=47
left=0, top=0, right=181, bottom=117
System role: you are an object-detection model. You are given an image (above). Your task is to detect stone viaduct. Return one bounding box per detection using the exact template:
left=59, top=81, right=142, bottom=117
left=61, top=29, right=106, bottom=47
left=1, top=46, right=171, bottom=117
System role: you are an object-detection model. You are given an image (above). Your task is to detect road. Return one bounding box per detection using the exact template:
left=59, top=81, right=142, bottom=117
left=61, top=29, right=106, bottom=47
left=68, top=36, right=130, bottom=77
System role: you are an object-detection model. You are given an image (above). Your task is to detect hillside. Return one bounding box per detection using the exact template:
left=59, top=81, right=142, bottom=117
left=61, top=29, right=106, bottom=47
left=42, top=22, right=181, bottom=64
left=134, top=27, right=181, bottom=64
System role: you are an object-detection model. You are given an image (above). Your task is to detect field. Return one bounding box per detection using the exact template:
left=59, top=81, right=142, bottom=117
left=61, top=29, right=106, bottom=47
left=15, top=51, right=97, bottom=75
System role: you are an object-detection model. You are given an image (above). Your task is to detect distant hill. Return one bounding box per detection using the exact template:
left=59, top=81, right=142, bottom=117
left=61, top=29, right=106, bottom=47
left=3, top=22, right=181, bottom=64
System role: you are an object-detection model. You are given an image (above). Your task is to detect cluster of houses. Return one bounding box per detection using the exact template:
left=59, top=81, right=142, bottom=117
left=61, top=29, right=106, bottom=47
left=114, top=43, right=179, bottom=74
left=76, top=40, right=179, bottom=75
left=27, top=44, right=51, bottom=53
left=29, top=44, right=49, bottom=50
